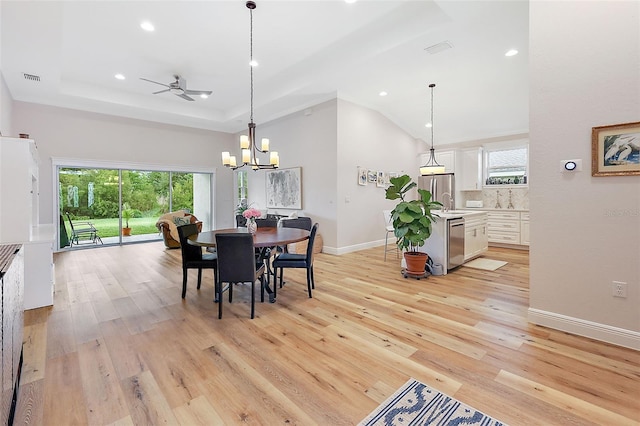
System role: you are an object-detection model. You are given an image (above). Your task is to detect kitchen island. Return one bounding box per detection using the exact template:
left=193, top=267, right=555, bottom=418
left=411, top=210, right=488, bottom=275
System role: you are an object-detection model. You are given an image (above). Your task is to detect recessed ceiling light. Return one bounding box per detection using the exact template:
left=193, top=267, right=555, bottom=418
left=249, top=60, right=258, bottom=67
left=114, top=74, right=125, bottom=80
left=200, top=94, right=209, bottom=99
left=345, top=0, right=357, bottom=3
left=425, top=123, right=432, bottom=128
left=140, top=21, right=155, bottom=32
left=505, top=49, right=518, bottom=57
left=379, top=91, right=387, bottom=97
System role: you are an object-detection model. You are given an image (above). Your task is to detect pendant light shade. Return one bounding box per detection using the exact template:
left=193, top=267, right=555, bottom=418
left=419, top=83, right=445, bottom=175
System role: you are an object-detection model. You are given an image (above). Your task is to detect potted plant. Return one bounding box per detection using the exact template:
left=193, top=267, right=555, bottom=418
left=385, top=174, right=442, bottom=277
left=122, top=204, right=133, bottom=236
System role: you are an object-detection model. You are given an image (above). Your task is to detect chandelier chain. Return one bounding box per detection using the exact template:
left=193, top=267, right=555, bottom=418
left=250, top=7, right=254, bottom=124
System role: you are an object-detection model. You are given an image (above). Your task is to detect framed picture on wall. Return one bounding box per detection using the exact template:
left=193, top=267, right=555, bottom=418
left=592, top=121, right=640, bottom=176
left=266, top=167, right=302, bottom=209
left=358, top=166, right=368, bottom=186
left=367, top=170, right=377, bottom=183
left=377, top=171, right=387, bottom=187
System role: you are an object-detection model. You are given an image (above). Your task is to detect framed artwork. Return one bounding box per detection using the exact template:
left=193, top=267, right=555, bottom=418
left=592, top=121, right=640, bottom=176
left=377, top=171, right=388, bottom=188
left=358, top=167, right=368, bottom=186
left=266, top=167, right=302, bottom=209
left=367, top=170, right=378, bottom=183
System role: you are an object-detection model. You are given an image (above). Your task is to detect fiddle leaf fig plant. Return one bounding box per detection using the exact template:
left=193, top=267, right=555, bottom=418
left=385, top=174, right=442, bottom=252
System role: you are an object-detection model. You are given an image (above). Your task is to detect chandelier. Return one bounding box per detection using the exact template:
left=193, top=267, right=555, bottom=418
left=419, top=83, right=445, bottom=175
left=222, top=1, right=279, bottom=170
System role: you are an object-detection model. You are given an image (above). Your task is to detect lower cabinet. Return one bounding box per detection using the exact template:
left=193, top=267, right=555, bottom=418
left=464, top=214, right=488, bottom=261
left=487, top=211, right=529, bottom=247
left=1, top=244, right=24, bottom=425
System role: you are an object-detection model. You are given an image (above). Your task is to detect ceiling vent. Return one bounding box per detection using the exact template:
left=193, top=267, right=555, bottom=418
left=23, top=73, right=41, bottom=82
left=424, top=41, right=453, bottom=55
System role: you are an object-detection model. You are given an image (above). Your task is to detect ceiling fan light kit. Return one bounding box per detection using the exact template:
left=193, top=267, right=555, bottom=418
left=222, top=0, right=280, bottom=170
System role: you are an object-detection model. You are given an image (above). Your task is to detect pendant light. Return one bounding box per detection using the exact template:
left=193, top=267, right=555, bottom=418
left=419, top=83, right=445, bottom=175
left=222, top=1, right=279, bottom=170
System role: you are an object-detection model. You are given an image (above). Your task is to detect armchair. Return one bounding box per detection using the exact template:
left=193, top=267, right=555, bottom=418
left=156, top=211, right=202, bottom=248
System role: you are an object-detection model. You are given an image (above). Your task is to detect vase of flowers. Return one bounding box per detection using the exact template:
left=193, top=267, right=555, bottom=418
left=243, top=208, right=262, bottom=233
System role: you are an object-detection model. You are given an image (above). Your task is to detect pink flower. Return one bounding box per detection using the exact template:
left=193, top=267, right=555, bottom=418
left=243, top=208, right=262, bottom=219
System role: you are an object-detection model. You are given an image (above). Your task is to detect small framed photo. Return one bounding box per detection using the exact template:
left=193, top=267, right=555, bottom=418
left=377, top=171, right=389, bottom=188
left=367, top=170, right=377, bottom=183
left=592, top=121, right=640, bottom=176
left=357, top=167, right=368, bottom=186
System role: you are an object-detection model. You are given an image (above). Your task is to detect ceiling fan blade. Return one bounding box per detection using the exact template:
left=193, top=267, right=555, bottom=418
left=184, top=89, right=212, bottom=96
left=176, top=93, right=195, bottom=101
left=140, top=77, right=170, bottom=87
left=152, top=89, right=171, bottom=95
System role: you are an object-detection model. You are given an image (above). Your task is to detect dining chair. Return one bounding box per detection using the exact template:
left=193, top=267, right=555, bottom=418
left=177, top=223, right=218, bottom=299
left=281, top=216, right=312, bottom=231
left=272, top=222, right=319, bottom=299
left=255, top=218, right=278, bottom=228
left=215, top=233, right=266, bottom=319
left=382, top=209, right=398, bottom=261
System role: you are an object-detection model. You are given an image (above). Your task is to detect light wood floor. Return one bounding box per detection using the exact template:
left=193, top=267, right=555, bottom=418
left=16, top=243, right=639, bottom=425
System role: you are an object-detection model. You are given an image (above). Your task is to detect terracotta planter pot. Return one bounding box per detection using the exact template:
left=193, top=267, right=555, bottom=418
left=122, top=227, right=131, bottom=236
left=404, top=251, right=428, bottom=276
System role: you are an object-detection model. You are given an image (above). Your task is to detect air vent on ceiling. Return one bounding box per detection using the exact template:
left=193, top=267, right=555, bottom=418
left=23, top=73, right=41, bottom=82
left=424, top=41, right=453, bottom=55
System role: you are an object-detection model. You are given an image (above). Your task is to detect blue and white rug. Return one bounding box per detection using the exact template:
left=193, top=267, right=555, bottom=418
left=359, top=378, right=507, bottom=426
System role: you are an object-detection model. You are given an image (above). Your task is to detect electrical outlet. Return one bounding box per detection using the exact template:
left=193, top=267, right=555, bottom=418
left=612, top=281, right=627, bottom=298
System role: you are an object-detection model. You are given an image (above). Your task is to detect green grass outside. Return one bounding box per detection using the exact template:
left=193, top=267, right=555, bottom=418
left=65, top=217, right=160, bottom=238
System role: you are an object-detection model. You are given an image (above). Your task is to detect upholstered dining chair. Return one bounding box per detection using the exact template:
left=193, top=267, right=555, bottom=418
left=272, top=222, right=319, bottom=299
left=255, top=218, right=278, bottom=228
left=177, top=224, right=218, bottom=299
left=215, top=233, right=266, bottom=319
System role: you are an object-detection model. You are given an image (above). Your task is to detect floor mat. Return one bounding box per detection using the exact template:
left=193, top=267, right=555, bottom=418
left=462, top=258, right=507, bottom=271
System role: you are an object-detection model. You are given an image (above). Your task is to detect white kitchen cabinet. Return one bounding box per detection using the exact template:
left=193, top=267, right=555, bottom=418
left=487, top=210, right=530, bottom=247
left=464, top=213, right=488, bottom=261
left=459, top=147, right=483, bottom=191
left=0, top=137, right=54, bottom=309
left=520, top=212, right=530, bottom=246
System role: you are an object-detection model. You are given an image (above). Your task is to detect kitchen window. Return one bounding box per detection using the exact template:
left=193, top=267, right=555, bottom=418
left=484, top=146, right=528, bottom=185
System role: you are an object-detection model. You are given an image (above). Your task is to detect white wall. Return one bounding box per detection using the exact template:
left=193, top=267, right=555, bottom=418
left=529, top=1, right=640, bottom=348
left=244, top=99, right=339, bottom=248
left=337, top=99, right=421, bottom=253
left=0, top=73, right=11, bottom=137
left=11, top=101, right=237, bottom=229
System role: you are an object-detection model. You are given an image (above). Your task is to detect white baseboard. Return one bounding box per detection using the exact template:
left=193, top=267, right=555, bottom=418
left=528, top=308, right=640, bottom=350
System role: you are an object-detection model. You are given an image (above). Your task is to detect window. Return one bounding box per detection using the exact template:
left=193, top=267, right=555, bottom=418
left=236, top=170, right=248, bottom=208
left=485, top=146, right=528, bottom=185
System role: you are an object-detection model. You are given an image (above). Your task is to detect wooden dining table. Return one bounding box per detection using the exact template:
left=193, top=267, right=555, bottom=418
left=187, top=226, right=310, bottom=302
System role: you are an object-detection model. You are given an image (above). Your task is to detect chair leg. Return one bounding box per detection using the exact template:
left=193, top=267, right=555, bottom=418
left=384, top=232, right=389, bottom=261
left=218, top=281, right=223, bottom=319
left=197, top=269, right=202, bottom=289
left=182, top=268, right=188, bottom=298
left=306, top=267, right=313, bottom=298
left=260, top=274, right=265, bottom=303
left=250, top=280, right=255, bottom=319
left=310, top=265, right=315, bottom=289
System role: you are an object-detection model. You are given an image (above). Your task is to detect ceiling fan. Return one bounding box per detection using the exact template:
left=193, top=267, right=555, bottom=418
left=140, top=74, right=212, bottom=101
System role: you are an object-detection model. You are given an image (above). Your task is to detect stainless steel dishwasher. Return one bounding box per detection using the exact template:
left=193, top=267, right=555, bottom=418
left=447, top=217, right=465, bottom=270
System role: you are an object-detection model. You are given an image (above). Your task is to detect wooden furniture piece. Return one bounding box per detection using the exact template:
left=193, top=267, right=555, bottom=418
left=188, top=227, right=309, bottom=302
left=0, top=136, right=54, bottom=310
left=0, top=244, right=24, bottom=425
left=177, top=224, right=217, bottom=299
left=214, top=233, right=266, bottom=319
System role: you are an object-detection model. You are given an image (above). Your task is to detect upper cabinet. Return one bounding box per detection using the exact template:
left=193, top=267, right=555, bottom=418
left=458, top=147, right=483, bottom=191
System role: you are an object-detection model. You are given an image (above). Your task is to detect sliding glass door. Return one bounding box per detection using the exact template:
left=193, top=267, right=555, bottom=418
left=57, top=163, right=213, bottom=249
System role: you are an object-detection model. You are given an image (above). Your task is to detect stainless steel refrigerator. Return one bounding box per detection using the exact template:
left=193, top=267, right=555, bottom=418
left=418, top=173, right=455, bottom=210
